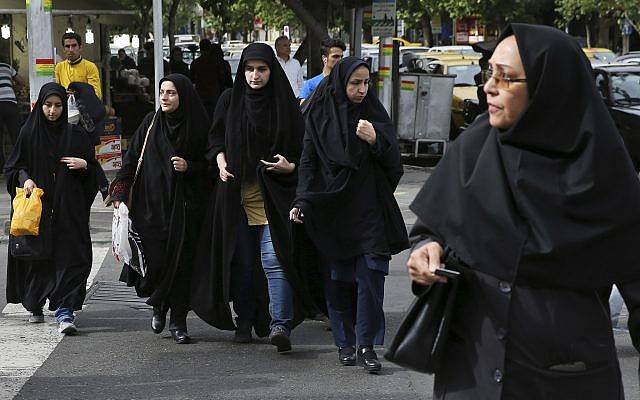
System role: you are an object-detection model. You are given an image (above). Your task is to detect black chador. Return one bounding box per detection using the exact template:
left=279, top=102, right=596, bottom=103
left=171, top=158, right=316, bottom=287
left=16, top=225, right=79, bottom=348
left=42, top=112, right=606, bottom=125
left=5, top=83, right=97, bottom=316
left=110, top=74, right=214, bottom=338
left=191, top=43, right=320, bottom=337
left=410, top=24, right=640, bottom=399
left=296, top=57, right=408, bottom=261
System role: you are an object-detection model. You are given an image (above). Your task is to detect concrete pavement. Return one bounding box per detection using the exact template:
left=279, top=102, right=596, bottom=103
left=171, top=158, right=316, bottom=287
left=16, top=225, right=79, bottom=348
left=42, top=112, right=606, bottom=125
left=0, top=167, right=638, bottom=400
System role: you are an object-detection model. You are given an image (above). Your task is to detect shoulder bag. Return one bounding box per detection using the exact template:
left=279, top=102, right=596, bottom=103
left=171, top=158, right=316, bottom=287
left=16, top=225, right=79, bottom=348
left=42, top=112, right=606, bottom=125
left=384, top=248, right=461, bottom=374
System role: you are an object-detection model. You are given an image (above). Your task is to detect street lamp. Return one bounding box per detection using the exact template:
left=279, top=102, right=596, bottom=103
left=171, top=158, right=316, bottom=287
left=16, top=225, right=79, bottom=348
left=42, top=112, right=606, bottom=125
left=0, top=24, right=10, bottom=40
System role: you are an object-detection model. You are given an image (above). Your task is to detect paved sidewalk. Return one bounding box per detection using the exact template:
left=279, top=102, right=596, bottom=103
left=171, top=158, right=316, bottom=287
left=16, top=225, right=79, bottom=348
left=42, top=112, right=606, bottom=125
left=1, top=167, right=638, bottom=400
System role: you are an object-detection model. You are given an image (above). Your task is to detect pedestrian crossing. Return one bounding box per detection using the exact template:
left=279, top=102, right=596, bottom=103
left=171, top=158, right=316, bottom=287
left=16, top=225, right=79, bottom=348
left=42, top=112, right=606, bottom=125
left=0, top=246, right=109, bottom=400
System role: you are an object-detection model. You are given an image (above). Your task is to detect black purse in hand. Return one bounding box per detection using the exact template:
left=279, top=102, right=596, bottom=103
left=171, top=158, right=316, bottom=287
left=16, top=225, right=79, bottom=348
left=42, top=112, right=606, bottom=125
left=9, top=206, right=53, bottom=261
left=384, top=250, right=461, bottom=374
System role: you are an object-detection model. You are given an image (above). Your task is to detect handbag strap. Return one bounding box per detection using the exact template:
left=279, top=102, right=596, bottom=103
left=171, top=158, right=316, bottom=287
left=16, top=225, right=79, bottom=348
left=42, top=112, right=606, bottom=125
left=128, top=113, right=156, bottom=205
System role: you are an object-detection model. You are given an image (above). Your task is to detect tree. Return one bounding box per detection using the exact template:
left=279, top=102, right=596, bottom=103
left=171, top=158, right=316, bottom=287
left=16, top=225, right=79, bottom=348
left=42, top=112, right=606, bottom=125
left=168, top=0, right=182, bottom=49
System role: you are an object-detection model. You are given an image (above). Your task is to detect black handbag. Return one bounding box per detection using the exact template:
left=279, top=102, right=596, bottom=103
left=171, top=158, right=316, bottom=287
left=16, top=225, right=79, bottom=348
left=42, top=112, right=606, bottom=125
left=384, top=251, right=460, bottom=374
left=9, top=206, right=53, bottom=261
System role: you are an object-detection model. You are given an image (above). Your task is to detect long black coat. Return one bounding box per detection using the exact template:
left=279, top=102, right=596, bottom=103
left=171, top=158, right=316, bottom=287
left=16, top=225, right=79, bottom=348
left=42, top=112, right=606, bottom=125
left=6, top=123, right=96, bottom=312
left=410, top=222, right=625, bottom=400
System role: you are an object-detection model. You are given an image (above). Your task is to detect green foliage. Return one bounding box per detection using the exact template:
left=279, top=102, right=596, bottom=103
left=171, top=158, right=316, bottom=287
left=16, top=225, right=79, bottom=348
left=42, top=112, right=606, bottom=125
left=202, top=0, right=301, bottom=34
left=556, top=0, right=640, bottom=26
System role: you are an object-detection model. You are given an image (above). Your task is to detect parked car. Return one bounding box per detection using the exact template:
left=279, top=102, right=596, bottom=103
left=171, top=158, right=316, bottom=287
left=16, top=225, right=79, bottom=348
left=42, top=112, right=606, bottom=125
left=583, top=47, right=616, bottom=66
left=615, top=51, right=640, bottom=64
left=593, top=63, right=640, bottom=171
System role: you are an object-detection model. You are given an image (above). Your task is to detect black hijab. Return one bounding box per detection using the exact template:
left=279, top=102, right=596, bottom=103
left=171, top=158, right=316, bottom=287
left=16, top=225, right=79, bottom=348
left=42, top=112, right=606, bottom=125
left=410, top=23, right=640, bottom=290
left=4, top=83, right=68, bottom=196
left=296, top=56, right=408, bottom=260
left=225, top=43, right=302, bottom=180
left=302, top=56, right=394, bottom=170
left=158, top=73, right=209, bottom=156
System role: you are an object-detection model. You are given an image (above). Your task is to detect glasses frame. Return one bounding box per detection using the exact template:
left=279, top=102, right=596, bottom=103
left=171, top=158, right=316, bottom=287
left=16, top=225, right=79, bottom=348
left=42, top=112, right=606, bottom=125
left=481, top=68, right=527, bottom=88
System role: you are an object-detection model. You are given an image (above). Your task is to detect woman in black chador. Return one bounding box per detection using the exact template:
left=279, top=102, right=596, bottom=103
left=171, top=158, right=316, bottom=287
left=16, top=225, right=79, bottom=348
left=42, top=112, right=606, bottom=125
left=407, top=24, right=640, bottom=399
left=109, top=74, right=211, bottom=344
left=191, top=43, right=314, bottom=353
left=5, top=82, right=97, bottom=335
left=290, top=57, right=409, bottom=373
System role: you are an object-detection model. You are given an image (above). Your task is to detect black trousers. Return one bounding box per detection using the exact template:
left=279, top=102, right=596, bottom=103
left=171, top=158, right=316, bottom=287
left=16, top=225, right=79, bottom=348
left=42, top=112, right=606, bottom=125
left=0, top=101, right=19, bottom=168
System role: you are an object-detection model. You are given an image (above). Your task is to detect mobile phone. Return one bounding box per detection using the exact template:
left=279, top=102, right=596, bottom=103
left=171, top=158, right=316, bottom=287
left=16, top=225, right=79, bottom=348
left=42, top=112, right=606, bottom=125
left=434, top=267, right=460, bottom=279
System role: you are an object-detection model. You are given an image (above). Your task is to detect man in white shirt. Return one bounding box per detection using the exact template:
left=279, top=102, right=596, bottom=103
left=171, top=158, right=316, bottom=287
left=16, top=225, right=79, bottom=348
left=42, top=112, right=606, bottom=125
left=275, top=36, right=304, bottom=98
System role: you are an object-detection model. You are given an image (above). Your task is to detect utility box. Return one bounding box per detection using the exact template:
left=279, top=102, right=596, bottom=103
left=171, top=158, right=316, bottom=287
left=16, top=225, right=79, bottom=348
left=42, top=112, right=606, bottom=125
left=396, top=73, right=455, bottom=150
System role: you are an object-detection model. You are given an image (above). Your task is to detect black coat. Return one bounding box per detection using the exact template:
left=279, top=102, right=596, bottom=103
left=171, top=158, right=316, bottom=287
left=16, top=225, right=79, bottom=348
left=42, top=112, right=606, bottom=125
left=411, top=222, right=625, bottom=400
left=5, top=83, right=96, bottom=312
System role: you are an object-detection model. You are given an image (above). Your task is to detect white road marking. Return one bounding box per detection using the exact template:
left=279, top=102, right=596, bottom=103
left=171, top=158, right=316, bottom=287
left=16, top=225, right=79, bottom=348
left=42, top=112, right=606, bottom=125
left=0, top=246, right=109, bottom=400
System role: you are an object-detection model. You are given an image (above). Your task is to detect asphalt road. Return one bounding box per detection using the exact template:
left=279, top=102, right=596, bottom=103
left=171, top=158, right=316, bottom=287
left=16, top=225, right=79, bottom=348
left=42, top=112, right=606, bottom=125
left=0, top=168, right=639, bottom=400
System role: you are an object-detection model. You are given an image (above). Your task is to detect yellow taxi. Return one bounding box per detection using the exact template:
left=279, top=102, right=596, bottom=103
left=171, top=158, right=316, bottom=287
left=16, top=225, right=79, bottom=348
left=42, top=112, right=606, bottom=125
left=582, top=48, right=616, bottom=65
left=371, top=37, right=423, bottom=47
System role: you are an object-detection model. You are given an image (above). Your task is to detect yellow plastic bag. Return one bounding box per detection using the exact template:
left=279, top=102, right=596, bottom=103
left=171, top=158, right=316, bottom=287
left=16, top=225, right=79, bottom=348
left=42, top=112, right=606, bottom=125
left=10, top=187, right=45, bottom=236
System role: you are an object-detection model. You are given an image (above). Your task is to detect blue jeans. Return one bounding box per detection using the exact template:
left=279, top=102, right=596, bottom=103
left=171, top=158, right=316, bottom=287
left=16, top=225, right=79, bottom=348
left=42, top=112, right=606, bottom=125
left=55, top=307, right=74, bottom=324
left=231, top=216, right=294, bottom=331
left=259, top=226, right=294, bottom=331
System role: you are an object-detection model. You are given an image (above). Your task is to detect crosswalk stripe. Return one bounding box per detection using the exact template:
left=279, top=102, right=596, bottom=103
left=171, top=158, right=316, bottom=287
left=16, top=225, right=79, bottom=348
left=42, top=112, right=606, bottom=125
left=0, top=246, right=109, bottom=400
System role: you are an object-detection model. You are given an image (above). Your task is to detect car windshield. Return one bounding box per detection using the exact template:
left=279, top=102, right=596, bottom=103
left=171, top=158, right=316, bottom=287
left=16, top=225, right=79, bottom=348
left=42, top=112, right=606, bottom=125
left=592, top=51, right=616, bottom=63
left=611, top=72, right=640, bottom=104
left=449, top=65, right=481, bottom=86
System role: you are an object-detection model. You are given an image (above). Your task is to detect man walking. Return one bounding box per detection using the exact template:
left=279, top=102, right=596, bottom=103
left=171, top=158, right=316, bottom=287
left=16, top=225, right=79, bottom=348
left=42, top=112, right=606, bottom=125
left=299, top=38, right=345, bottom=102
left=275, top=36, right=304, bottom=98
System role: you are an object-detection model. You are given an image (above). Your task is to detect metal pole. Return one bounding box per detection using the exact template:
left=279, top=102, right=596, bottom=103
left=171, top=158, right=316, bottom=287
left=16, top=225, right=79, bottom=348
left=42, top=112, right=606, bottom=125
left=351, top=7, right=363, bottom=58
left=26, top=0, right=55, bottom=108
left=153, top=0, right=163, bottom=110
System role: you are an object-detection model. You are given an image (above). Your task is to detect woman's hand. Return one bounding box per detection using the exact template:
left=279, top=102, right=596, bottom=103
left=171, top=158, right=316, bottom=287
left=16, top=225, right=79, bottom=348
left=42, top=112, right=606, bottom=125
left=61, top=157, right=87, bottom=170
left=113, top=200, right=121, bottom=209
left=216, top=152, right=234, bottom=182
left=260, top=154, right=295, bottom=174
left=171, top=156, right=188, bottom=172
left=356, top=119, right=376, bottom=145
left=289, top=207, right=304, bottom=224
left=407, top=241, right=448, bottom=285
left=23, top=179, right=37, bottom=196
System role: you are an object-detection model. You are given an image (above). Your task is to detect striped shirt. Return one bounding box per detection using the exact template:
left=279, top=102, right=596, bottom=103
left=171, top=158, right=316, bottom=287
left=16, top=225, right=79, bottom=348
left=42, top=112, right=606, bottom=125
left=0, top=63, right=17, bottom=103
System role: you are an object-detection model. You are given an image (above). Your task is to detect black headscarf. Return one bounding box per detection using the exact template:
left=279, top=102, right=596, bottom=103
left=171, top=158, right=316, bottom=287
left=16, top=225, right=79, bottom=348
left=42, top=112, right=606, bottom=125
left=5, top=83, right=68, bottom=199
left=302, top=56, right=394, bottom=169
left=225, top=43, right=301, bottom=181
left=410, top=23, right=640, bottom=289
left=296, top=56, right=408, bottom=260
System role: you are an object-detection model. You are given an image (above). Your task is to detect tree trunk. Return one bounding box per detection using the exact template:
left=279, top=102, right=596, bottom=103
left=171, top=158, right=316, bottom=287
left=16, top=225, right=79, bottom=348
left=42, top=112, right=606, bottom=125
left=294, top=36, right=309, bottom=65
left=281, top=0, right=328, bottom=41
left=421, top=10, right=433, bottom=46
left=585, top=19, right=591, bottom=48
left=597, top=17, right=611, bottom=49
left=168, top=0, right=181, bottom=50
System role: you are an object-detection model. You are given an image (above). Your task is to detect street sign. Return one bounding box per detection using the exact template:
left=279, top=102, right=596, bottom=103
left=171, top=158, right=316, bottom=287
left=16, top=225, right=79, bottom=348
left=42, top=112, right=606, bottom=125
left=623, top=18, right=633, bottom=36
left=254, top=17, right=263, bottom=30
left=284, top=25, right=290, bottom=38
left=372, top=0, right=395, bottom=37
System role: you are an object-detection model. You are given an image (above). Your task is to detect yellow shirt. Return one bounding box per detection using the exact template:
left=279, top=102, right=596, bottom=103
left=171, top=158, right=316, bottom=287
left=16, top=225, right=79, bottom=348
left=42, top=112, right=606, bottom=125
left=54, top=57, right=102, bottom=100
left=241, top=182, right=268, bottom=226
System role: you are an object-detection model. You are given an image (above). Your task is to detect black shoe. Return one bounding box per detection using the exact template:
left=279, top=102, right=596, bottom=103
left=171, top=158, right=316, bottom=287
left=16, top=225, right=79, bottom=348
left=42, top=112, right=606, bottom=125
left=151, top=307, right=167, bottom=334
left=338, top=346, right=356, bottom=366
left=269, top=325, right=292, bottom=353
left=170, top=329, right=191, bottom=344
left=234, top=319, right=253, bottom=343
left=358, top=346, right=382, bottom=373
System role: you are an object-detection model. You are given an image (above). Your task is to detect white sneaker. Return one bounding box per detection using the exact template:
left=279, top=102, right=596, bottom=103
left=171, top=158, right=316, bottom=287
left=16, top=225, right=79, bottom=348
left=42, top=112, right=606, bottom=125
left=28, top=314, right=44, bottom=323
left=58, top=321, right=77, bottom=335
